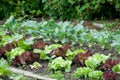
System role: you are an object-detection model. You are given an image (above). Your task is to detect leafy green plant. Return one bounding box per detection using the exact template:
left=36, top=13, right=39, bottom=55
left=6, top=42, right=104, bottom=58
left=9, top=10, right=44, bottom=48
left=2, top=16, right=120, bottom=54
left=85, top=53, right=110, bottom=69
left=111, top=33, right=120, bottom=54
left=33, top=49, right=50, bottom=60
left=48, top=57, right=72, bottom=72
left=0, top=58, right=12, bottom=76
left=90, top=30, right=111, bottom=48
left=1, top=34, right=23, bottom=46
left=112, top=63, right=120, bottom=73
left=45, top=44, right=62, bottom=53
left=66, top=49, right=85, bottom=60
left=0, top=0, right=42, bottom=18
left=49, top=71, right=65, bottom=80
left=88, top=70, right=103, bottom=80
left=73, top=67, right=103, bottom=79
left=72, top=67, right=92, bottom=79
left=17, top=37, right=35, bottom=50
left=44, top=0, right=120, bottom=20
left=6, top=47, right=25, bottom=61
left=30, top=62, right=42, bottom=69
left=33, top=44, right=62, bottom=60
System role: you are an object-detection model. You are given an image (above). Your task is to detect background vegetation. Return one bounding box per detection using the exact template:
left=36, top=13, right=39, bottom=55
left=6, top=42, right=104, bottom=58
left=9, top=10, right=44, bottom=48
left=0, top=0, right=120, bottom=20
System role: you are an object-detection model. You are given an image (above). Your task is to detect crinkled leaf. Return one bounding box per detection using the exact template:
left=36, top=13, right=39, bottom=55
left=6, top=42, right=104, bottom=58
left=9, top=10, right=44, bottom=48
left=12, top=51, right=40, bottom=66
left=85, top=53, right=110, bottom=69
left=72, top=67, right=92, bottom=79
left=48, top=57, right=72, bottom=72
left=0, top=58, right=12, bottom=76
left=103, top=71, right=120, bottom=80
left=33, top=49, right=50, bottom=60
left=112, top=63, right=120, bottom=73
left=74, top=50, right=93, bottom=66
left=50, top=44, right=71, bottom=58
left=6, top=47, right=25, bottom=61
left=66, top=49, right=85, bottom=60
left=99, top=59, right=120, bottom=70
left=88, top=70, right=103, bottom=79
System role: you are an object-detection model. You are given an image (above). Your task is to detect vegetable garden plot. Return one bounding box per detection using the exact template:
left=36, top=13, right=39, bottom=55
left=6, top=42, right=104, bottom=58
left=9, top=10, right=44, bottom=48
left=0, top=16, right=120, bottom=80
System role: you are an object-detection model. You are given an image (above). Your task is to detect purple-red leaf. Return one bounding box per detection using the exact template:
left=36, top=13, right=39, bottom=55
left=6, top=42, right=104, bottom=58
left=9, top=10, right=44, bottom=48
left=103, top=70, right=120, bottom=80
left=0, top=47, right=6, bottom=58
left=32, top=40, right=46, bottom=50
left=99, top=59, right=120, bottom=70
left=74, top=50, right=93, bottom=66
left=4, top=43, right=16, bottom=51
left=50, top=44, right=71, bottom=58
left=12, top=51, right=40, bottom=66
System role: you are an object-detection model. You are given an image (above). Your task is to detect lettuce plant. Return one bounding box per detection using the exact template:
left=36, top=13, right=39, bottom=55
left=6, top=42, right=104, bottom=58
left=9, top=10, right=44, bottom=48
left=99, top=59, right=120, bottom=71
left=33, top=49, right=50, bottom=60
left=88, top=70, right=103, bottom=79
left=74, top=50, right=93, bottom=66
left=6, top=47, right=25, bottom=61
left=48, top=57, right=72, bottom=72
left=73, top=67, right=103, bottom=79
left=112, top=63, right=120, bottom=73
left=85, top=53, right=110, bottom=69
left=0, top=58, right=12, bottom=76
left=72, top=67, right=92, bottom=79
left=103, top=70, right=120, bottom=80
left=66, top=49, right=85, bottom=61
left=12, top=51, right=40, bottom=66
left=33, top=44, right=62, bottom=60
left=50, top=44, right=71, bottom=58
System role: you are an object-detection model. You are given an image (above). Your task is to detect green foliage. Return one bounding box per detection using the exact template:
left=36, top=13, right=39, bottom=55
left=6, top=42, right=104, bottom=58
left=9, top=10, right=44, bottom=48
left=33, top=44, right=62, bottom=60
left=73, top=67, right=103, bottom=79
left=112, top=64, right=120, bottom=73
left=33, top=49, right=50, bottom=60
left=44, top=0, right=120, bottom=20
left=0, top=0, right=120, bottom=19
left=44, top=0, right=80, bottom=20
left=88, top=70, right=103, bottom=80
left=6, top=47, right=25, bottom=61
left=2, top=16, right=120, bottom=54
left=66, top=49, right=85, bottom=60
left=3, top=16, right=16, bottom=34
left=1, top=34, right=23, bottom=46
left=72, top=67, right=92, bottom=79
left=111, top=32, right=120, bottom=54
left=0, top=58, right=12, bottom=76
left=30, top=62, right=42, bottom=69
left=48, top=57, right=72, bottom=72
left=49, top=71, right=65, bottom=80
left=85, top=53, right=110, bottom=69
left=0, top=0, right=42, bottom=18
left=17, top=37, right=34, bottom=50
